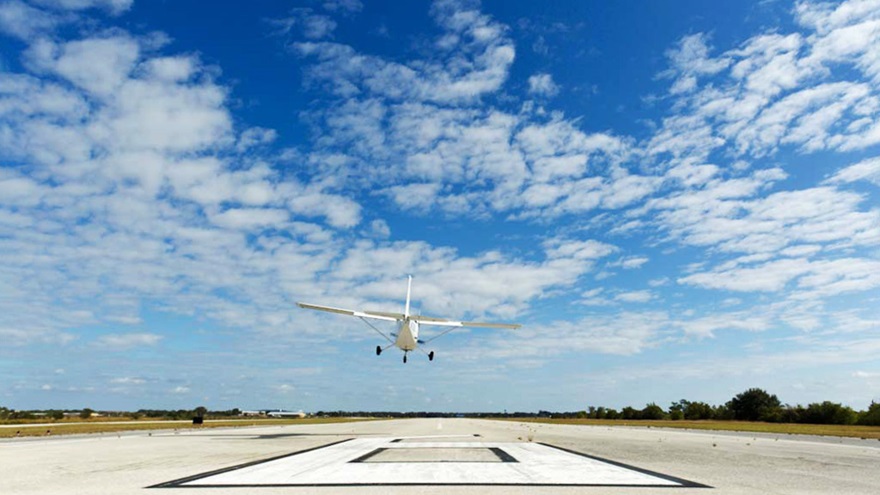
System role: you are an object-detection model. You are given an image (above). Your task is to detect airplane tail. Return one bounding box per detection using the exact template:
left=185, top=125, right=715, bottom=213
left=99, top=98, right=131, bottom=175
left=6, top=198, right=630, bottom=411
left=404, top=275, right=412, bottom=318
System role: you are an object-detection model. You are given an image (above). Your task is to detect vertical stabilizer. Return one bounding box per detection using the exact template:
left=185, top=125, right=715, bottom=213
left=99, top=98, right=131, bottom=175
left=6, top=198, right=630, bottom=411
left=404, top=275, right=412, bottom=318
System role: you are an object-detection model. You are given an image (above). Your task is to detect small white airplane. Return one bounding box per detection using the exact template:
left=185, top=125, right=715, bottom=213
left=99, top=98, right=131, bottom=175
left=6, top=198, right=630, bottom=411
left=297, top=276, right=521, bottom=363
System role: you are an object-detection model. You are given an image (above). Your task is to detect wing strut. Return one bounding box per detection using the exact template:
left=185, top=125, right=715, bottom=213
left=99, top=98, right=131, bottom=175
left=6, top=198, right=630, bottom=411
left=358, top=316, right=396, bottom=345
left=421, top=325, right=461, bottom=345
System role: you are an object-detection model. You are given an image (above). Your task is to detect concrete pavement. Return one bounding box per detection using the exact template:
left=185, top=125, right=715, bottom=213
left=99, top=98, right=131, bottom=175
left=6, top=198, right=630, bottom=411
left=1, top=418, right=878, bottom=494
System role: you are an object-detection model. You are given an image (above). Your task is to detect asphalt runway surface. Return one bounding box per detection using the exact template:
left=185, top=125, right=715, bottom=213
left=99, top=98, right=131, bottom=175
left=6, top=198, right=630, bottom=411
left=1, top=418, right=878, bottom=494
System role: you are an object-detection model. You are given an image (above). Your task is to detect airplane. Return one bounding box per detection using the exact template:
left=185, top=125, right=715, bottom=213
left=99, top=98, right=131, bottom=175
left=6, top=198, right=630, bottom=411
left=296, top=276, right=521, bottom=363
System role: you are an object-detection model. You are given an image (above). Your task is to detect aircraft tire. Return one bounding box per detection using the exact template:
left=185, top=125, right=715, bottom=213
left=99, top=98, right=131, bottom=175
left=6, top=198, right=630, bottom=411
left=429, top=351, right=434, bottom=361
left=403, top=354, right=407, bottom=364
left=376, top=345, right=382, bottom=356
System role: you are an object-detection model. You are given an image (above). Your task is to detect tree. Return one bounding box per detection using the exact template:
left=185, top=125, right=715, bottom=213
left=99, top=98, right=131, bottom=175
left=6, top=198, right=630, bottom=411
left=621, top=406, right=641, bottom=420
left=79, top=408, right=93, bottom=419
left=727, top=388, right=782, bottom=422
left=684, top=401, right=714, bottom=420
left=802, top=401, right=856, bottom=425
left=193, top=406, right=208, bottom=419
left=779, top=404, right=805, bottom=423
left=641, top=403, right=666, bottom=420
left=669, top=400, right=689, bottom=420
left=857, top=402, right=880, bottom=426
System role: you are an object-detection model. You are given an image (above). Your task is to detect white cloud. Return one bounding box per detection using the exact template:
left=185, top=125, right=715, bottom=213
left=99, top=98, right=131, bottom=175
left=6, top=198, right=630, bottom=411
left=469, top=311, right=670, bottom=359
left=287, top=188, right=362, bottom=228
left=0, top=0, right=59, bottom=40
left=825, top=156, right=880, bottom=186
left=618, top=256, right=649, bottom=269
left=649, top=175, right=879, bottom=256
left=680, top=256, right=880, bottom=298
left=663, top=33, right=730, bottom=94
left=94, top=333, right=162, bottom=349
left=679, top=313, right=772, bottom=338
left=209, top=208, right=290, bottom=230
left=272, top=8, right=337, bottom=40
left=368, top=219, right=391, bottom=238
left=32, top=0, right=132, bottom=15
left=327, top=237, right=617, bottom=319
left=27, top=36, right=140, bottom=97
left=323, top=0, right=363, bottom=14
left=528, top=73, right=558, bottom=96
left=110, top=377, right=146, bottom=384
left=543, top=238, right=617, bottom=260
left=615, top=290, right=653, bottom=303
left=3, top=0, right=880, bottom=411
left=294, top=0, right=515, bottom=104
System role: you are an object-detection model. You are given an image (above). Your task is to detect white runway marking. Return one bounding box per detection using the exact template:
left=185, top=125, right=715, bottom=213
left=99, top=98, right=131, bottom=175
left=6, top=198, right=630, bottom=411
left=156, top=437, right=705, bottom=487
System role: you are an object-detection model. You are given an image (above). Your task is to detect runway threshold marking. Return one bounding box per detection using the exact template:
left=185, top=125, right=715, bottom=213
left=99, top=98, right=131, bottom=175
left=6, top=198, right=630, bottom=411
left=149, top=436, right=710, bottom=488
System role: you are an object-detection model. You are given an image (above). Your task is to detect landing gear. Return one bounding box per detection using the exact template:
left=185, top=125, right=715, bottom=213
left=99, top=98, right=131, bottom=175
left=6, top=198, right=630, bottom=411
left=376, top=345, right=382, bottom=356
left=428, top=351, right=434, bottom=362
left=403, top=353, right=408, bottom=364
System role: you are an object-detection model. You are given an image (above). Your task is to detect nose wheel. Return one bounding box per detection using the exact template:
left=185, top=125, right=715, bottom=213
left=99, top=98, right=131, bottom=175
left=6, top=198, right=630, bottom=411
left=403, top=352, right=407, bottom=364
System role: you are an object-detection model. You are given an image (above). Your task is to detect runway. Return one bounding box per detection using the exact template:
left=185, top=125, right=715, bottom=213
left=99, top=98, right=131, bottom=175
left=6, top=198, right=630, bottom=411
left=1, top=418, right=878, bottom=494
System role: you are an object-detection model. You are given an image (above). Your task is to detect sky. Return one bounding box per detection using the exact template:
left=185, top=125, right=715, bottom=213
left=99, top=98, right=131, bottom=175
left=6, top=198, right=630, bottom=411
left=1, top=0, right=879, bottom=413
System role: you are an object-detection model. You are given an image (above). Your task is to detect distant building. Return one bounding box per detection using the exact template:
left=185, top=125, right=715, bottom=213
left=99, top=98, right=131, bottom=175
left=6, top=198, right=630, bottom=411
left=266, top=410, right=306, bottom=418
left=239, top=409, right=306, bottom=418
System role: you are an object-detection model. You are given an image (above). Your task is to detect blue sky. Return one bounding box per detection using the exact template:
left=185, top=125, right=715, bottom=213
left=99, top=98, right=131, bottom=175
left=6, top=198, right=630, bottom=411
left=1, top=0, right=879, bottom=413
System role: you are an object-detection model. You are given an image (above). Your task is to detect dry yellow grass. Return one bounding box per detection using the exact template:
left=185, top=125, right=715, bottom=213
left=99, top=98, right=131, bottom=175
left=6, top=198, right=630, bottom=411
left=0, top=417, right=380, bottom=438
left=495, top=417, right=880, bottom=440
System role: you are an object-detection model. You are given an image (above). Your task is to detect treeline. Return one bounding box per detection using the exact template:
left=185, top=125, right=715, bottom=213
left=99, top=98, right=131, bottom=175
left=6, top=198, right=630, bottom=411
left=5, top=389, right=880, bottom=426
left=0, top=406, right=96, bottom=420
left=552, top=389, right=880, bottom=426
left=0, top=406, right=242, bottom=421
left=131, top=407, right=241, bottom=420
left=317, top=388, right=880, bottom=426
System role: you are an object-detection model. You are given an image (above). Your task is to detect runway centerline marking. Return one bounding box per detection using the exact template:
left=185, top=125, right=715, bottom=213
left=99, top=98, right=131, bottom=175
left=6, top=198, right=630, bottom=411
left=149, top=436, right=710, bottom=488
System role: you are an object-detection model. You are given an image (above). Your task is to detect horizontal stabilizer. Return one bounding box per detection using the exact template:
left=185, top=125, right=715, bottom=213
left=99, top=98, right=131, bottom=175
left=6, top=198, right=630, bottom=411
left=296, top=302, right=400, bottom=322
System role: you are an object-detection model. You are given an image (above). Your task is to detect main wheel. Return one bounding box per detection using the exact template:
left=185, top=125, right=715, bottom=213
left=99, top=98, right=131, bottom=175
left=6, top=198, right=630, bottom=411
left=376, top=345, right=382, bottom=356
left=428, top=351, right=434, bottom=362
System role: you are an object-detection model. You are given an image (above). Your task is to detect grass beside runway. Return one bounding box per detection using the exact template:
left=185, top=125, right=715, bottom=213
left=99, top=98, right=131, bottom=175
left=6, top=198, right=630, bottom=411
left=495, top=417, right=880, bottom=440
left=0, top=417, right=382, bottom=438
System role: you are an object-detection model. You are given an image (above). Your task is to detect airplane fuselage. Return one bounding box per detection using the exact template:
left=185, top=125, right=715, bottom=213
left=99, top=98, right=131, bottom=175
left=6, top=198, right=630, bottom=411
left=394, top=319, right=419, bottom=351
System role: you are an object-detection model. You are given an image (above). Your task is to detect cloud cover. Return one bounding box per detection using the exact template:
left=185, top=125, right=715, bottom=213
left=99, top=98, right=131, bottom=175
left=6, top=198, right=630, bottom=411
left=1, top=0, right=879, bottom=410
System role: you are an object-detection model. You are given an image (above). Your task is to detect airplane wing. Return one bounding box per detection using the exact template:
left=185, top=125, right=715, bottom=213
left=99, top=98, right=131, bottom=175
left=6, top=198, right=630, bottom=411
left=363, top=310, right=406, bottom=320
left=412, top=315, right=520, bottom=329
left=296, top=302, right=401, bottom=322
